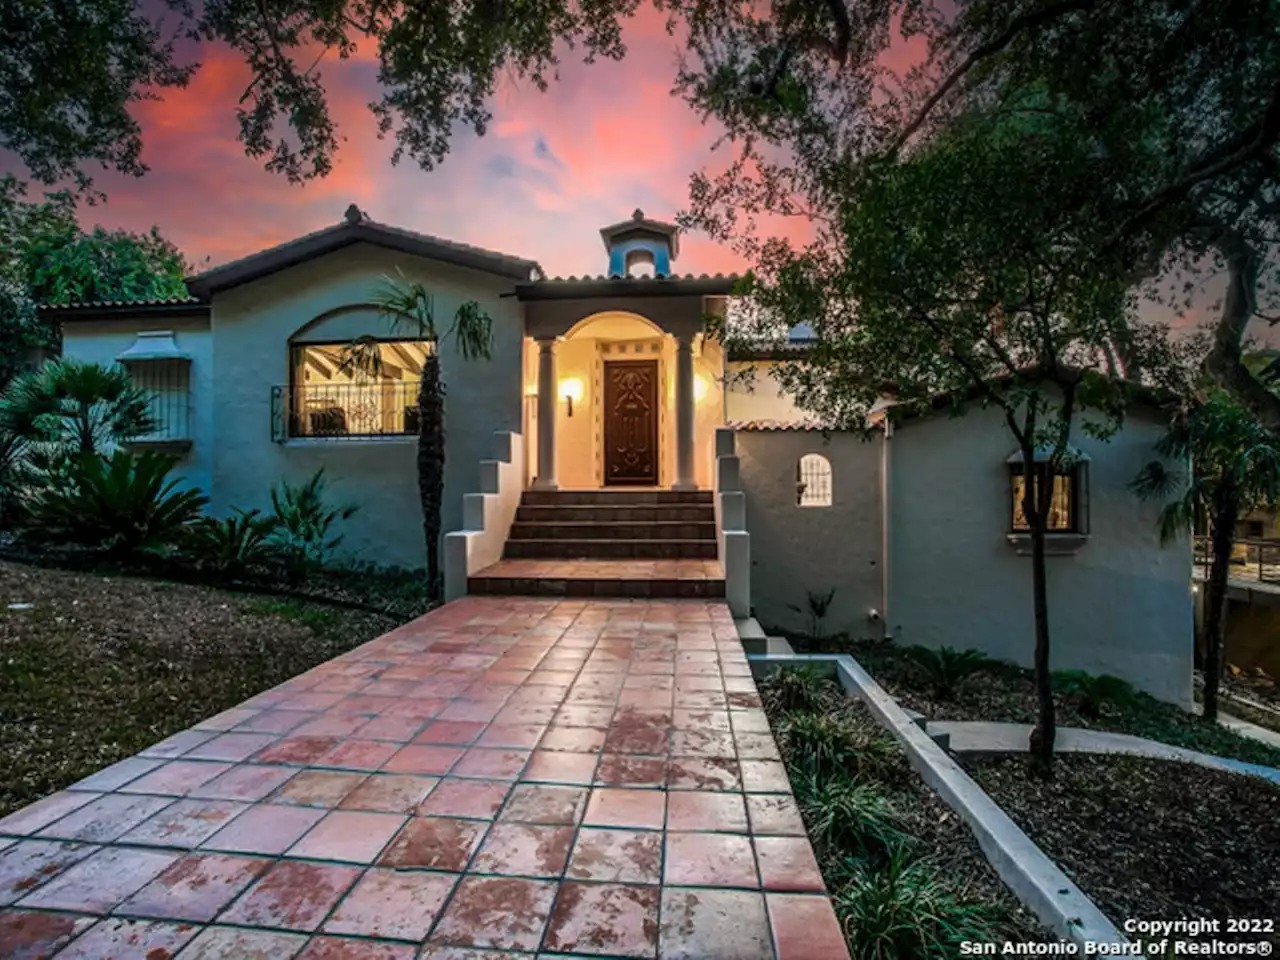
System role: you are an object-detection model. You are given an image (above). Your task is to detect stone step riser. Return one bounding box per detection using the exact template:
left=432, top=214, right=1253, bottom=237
left=516, top=506, right=714, bottom=524
left=522, top=490, right=713, bottom=506
left=504, top=540, right=718, bottom=560
left=468, top=577, right=727, bottom=599
left=510, top=522, right=716, bottom=541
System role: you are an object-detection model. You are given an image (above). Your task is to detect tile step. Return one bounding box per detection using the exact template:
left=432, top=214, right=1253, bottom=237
left=504, top=539, right=718, bottom=560
left=521, top=490, right=713, bottom=506
left=516, top=504, right=714, bottom=524
left=468, top=576, right=727, bottom=599
left=509, top=521, right=717, bottom=541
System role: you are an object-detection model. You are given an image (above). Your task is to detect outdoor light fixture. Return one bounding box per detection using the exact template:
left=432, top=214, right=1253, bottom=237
left=694, top=374, right=708, bottom=403
left=561, top=378, right=583, bottom=417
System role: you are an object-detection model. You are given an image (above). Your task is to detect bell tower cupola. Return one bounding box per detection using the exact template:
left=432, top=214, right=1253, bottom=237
left=600, top=209, right=680, bottom=278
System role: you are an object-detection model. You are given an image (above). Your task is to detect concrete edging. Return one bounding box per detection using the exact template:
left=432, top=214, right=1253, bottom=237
left=748, top=651, right=1127, bottom=950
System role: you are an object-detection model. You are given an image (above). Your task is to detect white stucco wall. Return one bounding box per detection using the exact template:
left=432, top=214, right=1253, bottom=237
left=737, top=429, right=885, bottom=637
left=209, top=242, right=524, bottom=570
left=725, top=360, right=812, bottom=424
left=58, top=317, right=214, bottom=497
left=888, top=404, right=1194, bottom=706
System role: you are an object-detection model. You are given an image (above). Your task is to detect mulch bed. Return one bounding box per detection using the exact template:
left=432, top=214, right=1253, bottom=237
left=965, top=753, right=1280, bottom=941
left=0, top=560, right=407, bottom=817
left=791, top=634, right=1280, bottom=769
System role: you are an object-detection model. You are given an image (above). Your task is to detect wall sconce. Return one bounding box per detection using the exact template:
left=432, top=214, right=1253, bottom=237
left=524, top=383, right=538, bottom=397
left=694, top=374, right=708, bottom=403
left=561, top=377, right=583, bottom=417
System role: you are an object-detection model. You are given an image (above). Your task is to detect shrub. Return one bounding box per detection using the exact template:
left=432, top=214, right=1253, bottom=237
left=788, top=587, right=837, bottom=639
left=794, top=770, right=910, bottom=861
left=184, top=509, right=279, bottom=578
left=0, top=358, right=154, bottom=456
left=902, top=646, right=997, bottom=699
left=762, top=665, right=835, bottom=714
left=1053, top=670, right=1137, bottom=720
left=24, top=450, right=207, bottom=557
left=268, top=469, right=358, bottom=578
left=830, top=846, right=1007, bottom=959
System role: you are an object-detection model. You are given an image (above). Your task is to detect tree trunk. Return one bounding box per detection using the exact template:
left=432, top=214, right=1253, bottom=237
left=1026, top=512, right=1057, bottom=776
left=417, top=353, right=446, bottom=603
left=1202, top=480, right=1240, bottom=722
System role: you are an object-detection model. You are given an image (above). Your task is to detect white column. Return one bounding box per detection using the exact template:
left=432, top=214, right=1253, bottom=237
left=533, top=337, right=558, bottom=490
left=673, top=332, right=696, bottom=490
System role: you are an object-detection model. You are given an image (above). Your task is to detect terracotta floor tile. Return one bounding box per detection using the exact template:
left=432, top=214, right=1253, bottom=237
left=664, top=832, right=759, bottom=887
left=667, top=756, right=741, bottom=792
left=176, top=925, right=309, bottom=958
left=594, top=754, right=668, bottom=788
left=118, top=760, right=233, bottom=796
left=451, top=747, right=530, bottom=780
left=324, top=868, right=457, bottom=941
left=356, top=715, right=426, bottom=742
left=673, top=708, right=732, bottom=731
left=416, top=778, right=510, bottom=819
left=739, top=759, right=793, bottom=793
left=69, top=756, right=164, bottom=791
left=233, top=709, right=310, bottom=735
left=377, top=816, right=487, bottom=870
left=119, top=799, right=248, bottom=849
left=437, top=700, right=504, bottom=723
left=36, top=793, right=173, bottom=843
left=0, top=840, right=95, bottom=906
left=538, top=725, right=606, bottom=753
left=184, top=732, right=281, bottom=762
left=670, top=728, right=737, bottom=759
left=288, top=811, right=406, bottom=863
left=139, top=728, right=217, bottom=759
left=747, top=794, right=808, bottom=836
left=543, top=881, right=660, bottom=958
left=553, top=705, right=615, bottom=728
left=734, top=732, right=782, bottom=760
left=521, top=749, right=599, bottom=785
left=429, top=875, right=557, bottom=952
left=566, top=827, right=662, bottom=884
left=201, top=803, right=325, bottom=855
left=667, top=790, right=749, bottom=833
left=17, top=846, right=178, bottom=913
left=116, top=852, right=269, bottom=921
left=254, top=735, right=345, bottom=765
left=470, top=822, right=573, bottom=877
left=755, top=836, right=826, bottom=892
left=498, top=784, right=588, bottom=825
left=659, top=888, right=772, bottom=960
left=197, top=706, right=263, bottom=731
left=767, top=892, right=851, bottom=959
left=582, top=787, right=666, bottom=830
left=56, top=918, right=201, bottom=958
left=382, top=744, right=465, bottom=776
left=415, top=720, right=488, bottom=745
left=0, top=792, right=101, bottom=838
left=476, top=723, right=547, bottom=749
left=297, top=935, right=419, bottom=959
left=315, top=739, right=400, bottom=771
left=339, top=774, right=439, bottom=813
left=188, top=763, right=299, bottom=801
left=0, top=909, right=95, bottom=957
left=730, top=709, right=772, bottom=734
left=220, top=860, right=362, bottom=931
left=271, top=770, right=368, bottom=808
left=492, top=703, right=560, bottom=725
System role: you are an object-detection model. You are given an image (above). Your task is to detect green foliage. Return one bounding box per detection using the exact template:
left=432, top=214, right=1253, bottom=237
left=902, top=647, right=996, bottom=700
left=788, top=587, right=836, bottom=639
left=24, top=450, right=208, bottom=557
left=184, top=509, right=280, bottom=578
left=1052, top=671, right=1137, bottom=721
left=761, top=665, right=833, bottom=714
left=794, top=770, right=910, bottom=862
left=268, top=469, right=359, bottom=578
left=830, top=847, right=1007, bottom=960
left=0, top=358, right=154, bottom=456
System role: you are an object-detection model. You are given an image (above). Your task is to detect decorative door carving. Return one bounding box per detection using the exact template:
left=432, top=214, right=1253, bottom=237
left=603, top=360, right=659, bottom=485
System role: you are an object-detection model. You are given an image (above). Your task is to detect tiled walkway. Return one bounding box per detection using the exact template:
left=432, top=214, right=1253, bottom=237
left=0, top=596, right=849, bottom=959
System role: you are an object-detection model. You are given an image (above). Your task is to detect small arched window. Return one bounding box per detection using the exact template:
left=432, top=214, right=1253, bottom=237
left=796, top=453, right=833, bottom=507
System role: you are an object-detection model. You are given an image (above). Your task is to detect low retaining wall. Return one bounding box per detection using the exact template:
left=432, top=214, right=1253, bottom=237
left=749, top=651, right=1127, bottom=951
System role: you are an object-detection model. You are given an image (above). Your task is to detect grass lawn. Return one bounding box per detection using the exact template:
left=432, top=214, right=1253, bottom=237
left=0, top=560, right=408, bottom=817
left=966, top=754, right=1280, bottom=942
left=790, top=634, right=1280, bottom=769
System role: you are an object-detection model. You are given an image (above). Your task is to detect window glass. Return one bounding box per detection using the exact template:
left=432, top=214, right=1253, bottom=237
left=1010, top=463, right=1075, bottom=531
left=797, top=453, right=833, bottom=507
left=289, top=341, right=428, bottom=437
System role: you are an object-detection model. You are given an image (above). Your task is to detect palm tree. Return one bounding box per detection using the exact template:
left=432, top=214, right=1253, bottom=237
left=350, top=270, right=493, bottom=602
left=1132, top=390, right=1280, bottom=720
left=0, top=358, right=154, bottom=456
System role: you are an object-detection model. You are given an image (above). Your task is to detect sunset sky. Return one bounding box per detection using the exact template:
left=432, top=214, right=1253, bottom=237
left=27, top=9, right=804, bottom=280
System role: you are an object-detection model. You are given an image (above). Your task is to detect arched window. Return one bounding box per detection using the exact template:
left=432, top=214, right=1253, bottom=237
left=796, top=453, right=833, bottom=507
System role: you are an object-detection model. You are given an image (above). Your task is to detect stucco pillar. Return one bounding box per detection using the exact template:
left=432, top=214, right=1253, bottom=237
left=533, top=338, right=558, bottom=490
left=673, top=332, right=696, bottom=491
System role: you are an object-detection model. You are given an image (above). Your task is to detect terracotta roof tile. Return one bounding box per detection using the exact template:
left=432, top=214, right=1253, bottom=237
left=725, top=419, right=834, bottom=432
left=38, top=295, right=205, bottom=311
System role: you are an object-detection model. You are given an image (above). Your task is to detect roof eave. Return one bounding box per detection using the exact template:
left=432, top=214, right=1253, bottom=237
left=41, top=301, right=211, bottom=322
left=516, top=276, right=739, bottom=301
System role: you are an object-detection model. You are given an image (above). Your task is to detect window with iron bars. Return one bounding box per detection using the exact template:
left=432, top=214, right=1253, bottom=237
left=122, top=359, right=191, bottom=444
left=796, top=453, right=833, bottom=507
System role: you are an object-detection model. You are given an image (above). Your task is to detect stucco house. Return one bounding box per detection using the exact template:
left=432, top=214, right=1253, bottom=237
left=49, top=205, right=1193, bottom=706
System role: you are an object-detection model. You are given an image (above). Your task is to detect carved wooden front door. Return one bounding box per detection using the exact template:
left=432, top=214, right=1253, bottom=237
left=603, top=360, right=659, bottom=485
